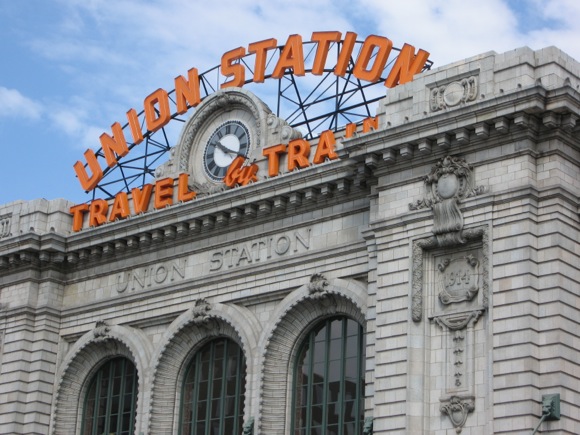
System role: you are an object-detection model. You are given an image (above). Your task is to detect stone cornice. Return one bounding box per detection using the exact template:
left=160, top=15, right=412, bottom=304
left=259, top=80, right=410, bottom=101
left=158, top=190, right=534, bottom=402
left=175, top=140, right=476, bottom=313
left=343, top=84, right=580, bottom=165
left=0, top=158, right=372, bottom=274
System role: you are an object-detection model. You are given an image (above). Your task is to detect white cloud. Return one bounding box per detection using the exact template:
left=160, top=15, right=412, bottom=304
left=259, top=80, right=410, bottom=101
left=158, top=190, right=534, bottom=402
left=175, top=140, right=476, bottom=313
left=0, top=87, right=43, bottom=119
left=25, top=0, right=580, bottom=151
left=359, top=0, right=580, bottom=67
left=47, top=105, right=109, bottom=151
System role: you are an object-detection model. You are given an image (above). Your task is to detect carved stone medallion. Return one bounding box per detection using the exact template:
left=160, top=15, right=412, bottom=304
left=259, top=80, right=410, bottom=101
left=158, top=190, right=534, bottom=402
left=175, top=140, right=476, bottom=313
left=437, top=255, right=480, bottom=305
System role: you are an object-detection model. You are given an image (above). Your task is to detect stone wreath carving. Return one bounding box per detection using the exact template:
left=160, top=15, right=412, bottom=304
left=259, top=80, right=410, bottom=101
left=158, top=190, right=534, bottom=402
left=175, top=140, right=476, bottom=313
left=430, top=76, right=478, bottom=112
left=440, top=395, right=475, bottom=433
left=409, top=156, right=486, bottom=247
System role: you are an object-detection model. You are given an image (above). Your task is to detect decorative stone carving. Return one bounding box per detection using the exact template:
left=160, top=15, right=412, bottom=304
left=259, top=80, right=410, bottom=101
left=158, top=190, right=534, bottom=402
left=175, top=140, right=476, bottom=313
left=440, top=395, right=475, bottom=433
left=430, top=76, right=478, bottom=112
left=266, top=113, right=302, bottom=143
left=0, top=213, right=11, bottom=239
left=437, top=255, right=480, bottom=304
left=411, top=237, right=438, bottom=322
left=433, top=310, right=483, bottom=331
left=242, top=417, right=254, bottom=435
left=363, top=416, right=374, bottom=435
left=409, top=156, right=486, bottom=246
left=93, top=320, right=111, bottom=341
left=433, top=307, right=483, bottom=431
left=308, top=273, right=330, bottom=298
left=189, top=181, right=227, bottom=197
left=189, top=299, right=214, bottom=328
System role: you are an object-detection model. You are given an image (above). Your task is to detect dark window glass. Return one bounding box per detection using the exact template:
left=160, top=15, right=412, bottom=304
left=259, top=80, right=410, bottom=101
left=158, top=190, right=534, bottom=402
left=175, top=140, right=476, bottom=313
left=180, top=338, right=246, bottom=435
left=293, top=317, right=364, bottom=435
left=81, top=357, right=137, bottom=435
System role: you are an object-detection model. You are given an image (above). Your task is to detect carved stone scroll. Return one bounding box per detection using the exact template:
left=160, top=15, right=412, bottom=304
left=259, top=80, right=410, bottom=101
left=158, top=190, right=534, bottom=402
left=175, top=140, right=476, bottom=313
left=409, top=156, right=486, bottom=247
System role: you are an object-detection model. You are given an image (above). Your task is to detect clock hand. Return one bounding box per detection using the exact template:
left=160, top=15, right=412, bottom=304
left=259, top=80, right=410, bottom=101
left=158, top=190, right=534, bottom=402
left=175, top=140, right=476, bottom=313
left=217, top=142, right=245, bottom=157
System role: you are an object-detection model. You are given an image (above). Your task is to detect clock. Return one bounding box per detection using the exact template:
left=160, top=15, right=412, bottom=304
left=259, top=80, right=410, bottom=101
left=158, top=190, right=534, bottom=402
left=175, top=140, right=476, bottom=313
left=203, top=120, right=251, bottom=181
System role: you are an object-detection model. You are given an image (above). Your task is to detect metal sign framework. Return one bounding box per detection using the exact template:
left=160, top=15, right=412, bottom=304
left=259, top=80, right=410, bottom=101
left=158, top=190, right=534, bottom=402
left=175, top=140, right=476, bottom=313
left=88, top=39, right=433, bottom=200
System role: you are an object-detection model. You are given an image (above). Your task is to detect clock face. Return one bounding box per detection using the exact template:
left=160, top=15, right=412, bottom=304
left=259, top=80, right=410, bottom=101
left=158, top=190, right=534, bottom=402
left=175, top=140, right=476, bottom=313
left=203, top=120, right=251, bottom=181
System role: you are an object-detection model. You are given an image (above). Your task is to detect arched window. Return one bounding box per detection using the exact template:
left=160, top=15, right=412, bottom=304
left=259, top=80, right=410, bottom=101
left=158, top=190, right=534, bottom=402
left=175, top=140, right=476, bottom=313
left=292, top=316, right=365, bottom=435
left=180, top=337, right=246, bottom=435
left=82, top=357, right=138, bottom=435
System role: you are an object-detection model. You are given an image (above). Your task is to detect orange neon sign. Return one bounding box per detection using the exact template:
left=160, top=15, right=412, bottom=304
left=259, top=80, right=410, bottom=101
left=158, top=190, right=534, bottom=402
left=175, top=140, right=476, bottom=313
left=69, top=126, right=369, bottom=231
left=73, top=31, right=429, bottom=192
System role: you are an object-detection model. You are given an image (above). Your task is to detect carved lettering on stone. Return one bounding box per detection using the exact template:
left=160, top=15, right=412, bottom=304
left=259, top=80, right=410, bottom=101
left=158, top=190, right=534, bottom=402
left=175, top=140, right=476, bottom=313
left=437, top=255, right=480, bottom=305
left=210, top=228, right=311, bottom=272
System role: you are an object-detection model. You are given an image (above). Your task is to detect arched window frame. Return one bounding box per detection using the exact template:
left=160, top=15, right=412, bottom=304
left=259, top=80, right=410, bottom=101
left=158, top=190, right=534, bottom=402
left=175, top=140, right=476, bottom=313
left=80, top=356, right=138, bottom=435
left=178, top=336, right=247, bottom=435
left=291, top=316, right=365, bottom=435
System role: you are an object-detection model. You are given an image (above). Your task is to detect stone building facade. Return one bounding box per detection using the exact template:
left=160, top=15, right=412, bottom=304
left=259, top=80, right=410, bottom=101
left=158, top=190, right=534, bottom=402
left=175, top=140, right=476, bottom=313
left=1, top=46, right=579, bottom=434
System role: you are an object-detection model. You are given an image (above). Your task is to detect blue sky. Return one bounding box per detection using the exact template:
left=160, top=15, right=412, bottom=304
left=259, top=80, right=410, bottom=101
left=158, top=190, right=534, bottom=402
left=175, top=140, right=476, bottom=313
left=1, top=0, right=579, bottom=205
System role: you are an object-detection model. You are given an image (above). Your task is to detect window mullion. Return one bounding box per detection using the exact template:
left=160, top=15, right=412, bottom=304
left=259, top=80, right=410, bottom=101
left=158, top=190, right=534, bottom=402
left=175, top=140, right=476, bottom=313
left=305, top=331, right=315, bottom=434
left=338, top=318, right=347, bottom=435
left=205, top=342, right=215, bottom=435
left=104, top=360, right=115, bottom=433
left=355, top=325, right=364, bottom=432
left=128, top=363, right=137, bottom=435
left=189, top=353, right=201, bottom=435
left=117, top=359, right=127, bottom=434
left=218, top=339, right=229, bottom=434
left=92, top=371, right=102, bottom=435
left=322, top=319, right=331, bottom=434
left=232, top=343, right=242, bottom=434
